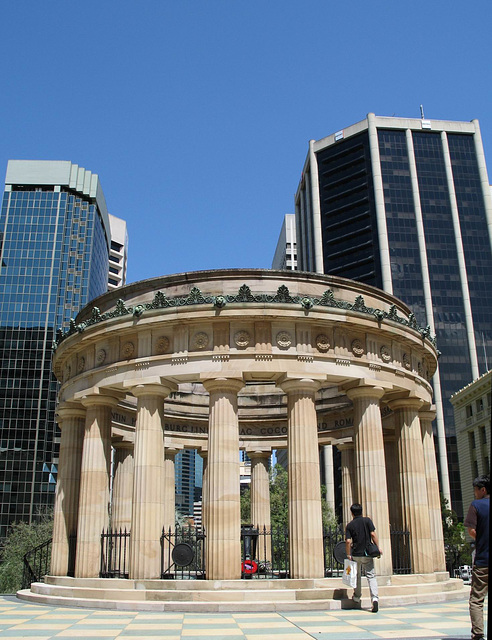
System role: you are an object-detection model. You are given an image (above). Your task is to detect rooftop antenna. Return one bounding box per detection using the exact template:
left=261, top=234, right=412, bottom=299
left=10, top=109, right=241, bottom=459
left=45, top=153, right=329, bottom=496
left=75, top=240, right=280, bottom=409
left=420, top=104, right=425, bottom=119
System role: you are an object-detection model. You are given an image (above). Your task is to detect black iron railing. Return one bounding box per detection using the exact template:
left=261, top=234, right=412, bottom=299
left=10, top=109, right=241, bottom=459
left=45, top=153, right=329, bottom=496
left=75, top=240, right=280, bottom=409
left=22, top=538, right=52, bottom=589
left=323, top=526, right=345, bottom=576
left=100, top=528, right=130, bottom=578
left=161, top=525, right=206, bottom=579
left=390, top=528, right=411, bottom=574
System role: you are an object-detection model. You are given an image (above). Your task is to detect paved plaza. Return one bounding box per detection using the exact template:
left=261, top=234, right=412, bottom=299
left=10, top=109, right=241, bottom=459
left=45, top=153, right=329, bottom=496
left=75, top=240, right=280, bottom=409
left=0, top=593, right=485, bottom=640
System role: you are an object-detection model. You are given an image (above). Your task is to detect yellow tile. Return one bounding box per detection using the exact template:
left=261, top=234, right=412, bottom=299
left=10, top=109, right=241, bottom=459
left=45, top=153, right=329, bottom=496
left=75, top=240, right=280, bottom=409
left=301, top=625, right=364, bottom=633
left=55, top=630, right=121, bottom=637
left=75, top=618, right=133, bottom=625
left=121, top=637, right=180, bottom=640
left=126, top=623, right=183, bottom=630
left=182, top=629, right=243, bottom=637
left=135, top=613, right=183, bottom=619
left=282, top=615, right=339, bottom=622
left=38, top=613, right=90, bottom=619
left=238, top=621, right=293, bottom=629
left=0, top=618, right=30, bottom=624
left=12, top=623, right=72, bottom=630
left=372, top=630, right=444, bottom=639
left=245, top=635, right=307, bottom=640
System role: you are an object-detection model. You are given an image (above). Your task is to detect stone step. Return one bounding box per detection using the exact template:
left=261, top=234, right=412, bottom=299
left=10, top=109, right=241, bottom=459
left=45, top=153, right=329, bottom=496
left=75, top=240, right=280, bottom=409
left=17, top=575, right=469, bottom=612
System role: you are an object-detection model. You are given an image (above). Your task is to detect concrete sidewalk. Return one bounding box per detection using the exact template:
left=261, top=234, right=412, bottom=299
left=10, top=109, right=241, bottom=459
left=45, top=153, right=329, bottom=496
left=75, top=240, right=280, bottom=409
left=0, top=594, right=483, bottom=639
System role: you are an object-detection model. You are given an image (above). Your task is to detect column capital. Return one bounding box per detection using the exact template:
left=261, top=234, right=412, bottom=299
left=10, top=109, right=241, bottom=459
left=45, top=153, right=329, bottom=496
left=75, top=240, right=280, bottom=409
left=277, top=375, right=323, bottom=394
left=201, top=375, right=244, bottom=394
left=336, top=441, right=354, bottom=451
left=388, top=396, right=423, bottom=412
left=247, top=449, right=271, bottom=460
left=79, top=393, right=120, bottom=409
left=124, top=377, right=177, bottom=398
left=56, top=402, right=86, bottom=422
left=419, top=407, right=436, bottom=422
left=111, top=438, right=133, bottom=451
left=345, top=384, right=385, bottom=402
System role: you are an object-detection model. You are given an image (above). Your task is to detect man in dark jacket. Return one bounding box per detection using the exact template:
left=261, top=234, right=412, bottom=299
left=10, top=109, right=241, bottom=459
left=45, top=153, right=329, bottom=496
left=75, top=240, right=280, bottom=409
left=345, top=503, right=382, bottom=612
left=464, top=474, right=489, bottom=640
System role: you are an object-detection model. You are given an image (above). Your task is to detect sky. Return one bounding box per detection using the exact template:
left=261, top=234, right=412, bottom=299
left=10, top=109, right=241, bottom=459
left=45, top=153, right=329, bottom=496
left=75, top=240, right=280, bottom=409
left=1, top=1, right=491, bottom=285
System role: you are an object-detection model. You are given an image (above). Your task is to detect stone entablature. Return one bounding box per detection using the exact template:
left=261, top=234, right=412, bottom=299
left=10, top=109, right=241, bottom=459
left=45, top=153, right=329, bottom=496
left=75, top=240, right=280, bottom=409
left=50, top=269, right=445, bottom=583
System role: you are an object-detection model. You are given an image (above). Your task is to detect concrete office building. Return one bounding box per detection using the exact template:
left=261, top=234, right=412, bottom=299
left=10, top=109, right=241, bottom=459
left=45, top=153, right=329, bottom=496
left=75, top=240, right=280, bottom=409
left=450, top=370, right=491, bottom=510
left=272, top=214, right=297, bottom=271
left=107, top=214, right=128, bottom=291
left=295, top=114, right=492, bottom=515
left=0, top=160, right=126, bottom=539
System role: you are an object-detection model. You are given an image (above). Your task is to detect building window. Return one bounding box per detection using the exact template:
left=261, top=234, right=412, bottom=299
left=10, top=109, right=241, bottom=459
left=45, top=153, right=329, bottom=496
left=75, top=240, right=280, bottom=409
left=469, top=431, right=476, bottom=450
left=479, top=426, right=487, bottom=445
left=477, top=398, right=484, bottom=413
left=466, top=404, right=473, bottom=418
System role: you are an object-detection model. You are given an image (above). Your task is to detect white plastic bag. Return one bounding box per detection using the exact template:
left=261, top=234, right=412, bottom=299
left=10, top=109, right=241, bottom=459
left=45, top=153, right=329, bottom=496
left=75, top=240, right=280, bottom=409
left=342, top=558, right=357, bottom=588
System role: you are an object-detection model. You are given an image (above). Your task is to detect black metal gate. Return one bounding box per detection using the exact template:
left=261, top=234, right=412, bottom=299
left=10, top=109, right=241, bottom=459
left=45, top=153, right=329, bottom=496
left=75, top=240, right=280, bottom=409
left=160, top=526, right=206, bottom=579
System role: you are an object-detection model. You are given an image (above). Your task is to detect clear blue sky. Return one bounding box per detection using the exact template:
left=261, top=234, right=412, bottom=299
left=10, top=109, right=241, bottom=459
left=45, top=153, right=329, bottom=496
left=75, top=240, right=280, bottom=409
left=1, top=1, right=491, bottom=284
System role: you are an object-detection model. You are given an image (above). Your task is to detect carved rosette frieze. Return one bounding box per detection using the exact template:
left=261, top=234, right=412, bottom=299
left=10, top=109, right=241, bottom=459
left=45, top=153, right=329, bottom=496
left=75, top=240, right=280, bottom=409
left=403, top=353, right=411, bottom=370
left=155, top=336, right=170, bottom=354
left=77, top=357, right=85, bottom=374
left=351, top=338, right=365, bottom=357
left=315, top=334, right=330, bottom=352
left=96, top=349, right=106, bottom=366
left=380, top=345, right=391, bottom=362
left=234, top=330, right=250, bottom=348
left=122, top=342, right=135, bottom=359
left=276, top=331, right=292, bottom=349
left=192, top=332, right=209, bottom=350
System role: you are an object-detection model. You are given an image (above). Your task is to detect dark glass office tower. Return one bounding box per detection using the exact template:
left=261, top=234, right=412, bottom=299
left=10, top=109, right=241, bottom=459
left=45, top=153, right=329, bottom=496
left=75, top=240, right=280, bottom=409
left=0, top=160, right=114, bottom=539
left=295, top=115, right=492, bottom=516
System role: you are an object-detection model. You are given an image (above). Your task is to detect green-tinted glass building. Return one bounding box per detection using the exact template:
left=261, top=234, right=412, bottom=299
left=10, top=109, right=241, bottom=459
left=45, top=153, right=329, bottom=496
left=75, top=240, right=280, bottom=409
left=0, top=160, right=114, bottom=539
left=295, top=114, right=492, bottom=516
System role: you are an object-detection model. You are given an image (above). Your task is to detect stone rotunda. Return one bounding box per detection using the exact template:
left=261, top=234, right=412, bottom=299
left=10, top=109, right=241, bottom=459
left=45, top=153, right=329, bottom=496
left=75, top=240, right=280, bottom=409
left=20, top=269, right=466, bottom=610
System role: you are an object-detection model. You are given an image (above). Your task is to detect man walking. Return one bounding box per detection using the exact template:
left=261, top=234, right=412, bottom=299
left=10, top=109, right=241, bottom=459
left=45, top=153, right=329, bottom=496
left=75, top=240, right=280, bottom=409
left=464, top=474, right=489, bottom=640
left=345, top=503, right=382, bottom=612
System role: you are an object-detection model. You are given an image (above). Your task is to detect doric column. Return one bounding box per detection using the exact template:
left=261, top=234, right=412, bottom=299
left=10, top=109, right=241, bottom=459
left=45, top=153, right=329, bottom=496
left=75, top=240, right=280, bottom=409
left=384, top=435, right=403, bottom=530
left=202, top=376, right=244, bottom=580
left=200, top=450, right=209, bottom=533
left=337, top=443, right=355, bottom=529
left=75, top=394, right=118, bottom=578
left=322, top=444, right=336, bottom=516
left=279, top=377, right=324, bottom=579
left=163, top=447, right=178, bottom=532
left=346, top=385, right=392, bottom=576
left=162, top=446, right=179, bottom=574
left=112, top=442, right=134, bottom=532
left=51, top=403, right=85, bottom=576
left=390, top=397, right=433, bottom=574
left=420, top=407, right=446, bottom=572
left=129, top=382, right=175, bottom=580
left=250, top=451, right=272, bottom=561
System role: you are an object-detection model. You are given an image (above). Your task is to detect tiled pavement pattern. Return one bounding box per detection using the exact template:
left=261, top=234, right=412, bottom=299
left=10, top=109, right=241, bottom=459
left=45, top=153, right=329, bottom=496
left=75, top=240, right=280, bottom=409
left=0, top=595, right=485, bottom=640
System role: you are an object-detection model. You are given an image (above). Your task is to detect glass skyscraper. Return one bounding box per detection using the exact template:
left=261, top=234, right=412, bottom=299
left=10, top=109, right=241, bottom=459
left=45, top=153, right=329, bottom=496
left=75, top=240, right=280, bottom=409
left=0, top=160, right=117, bottom=539
left=295, top=114, right=492, bottom=516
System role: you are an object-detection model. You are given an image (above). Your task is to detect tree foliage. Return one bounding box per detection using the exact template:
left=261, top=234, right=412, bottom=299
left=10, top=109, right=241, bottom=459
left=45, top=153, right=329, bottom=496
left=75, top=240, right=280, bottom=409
left=0, top=513, right=54, bottom=594
left=240, top=463, right=339, bottom=530
left=441, top=495, right=472, bottom=569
